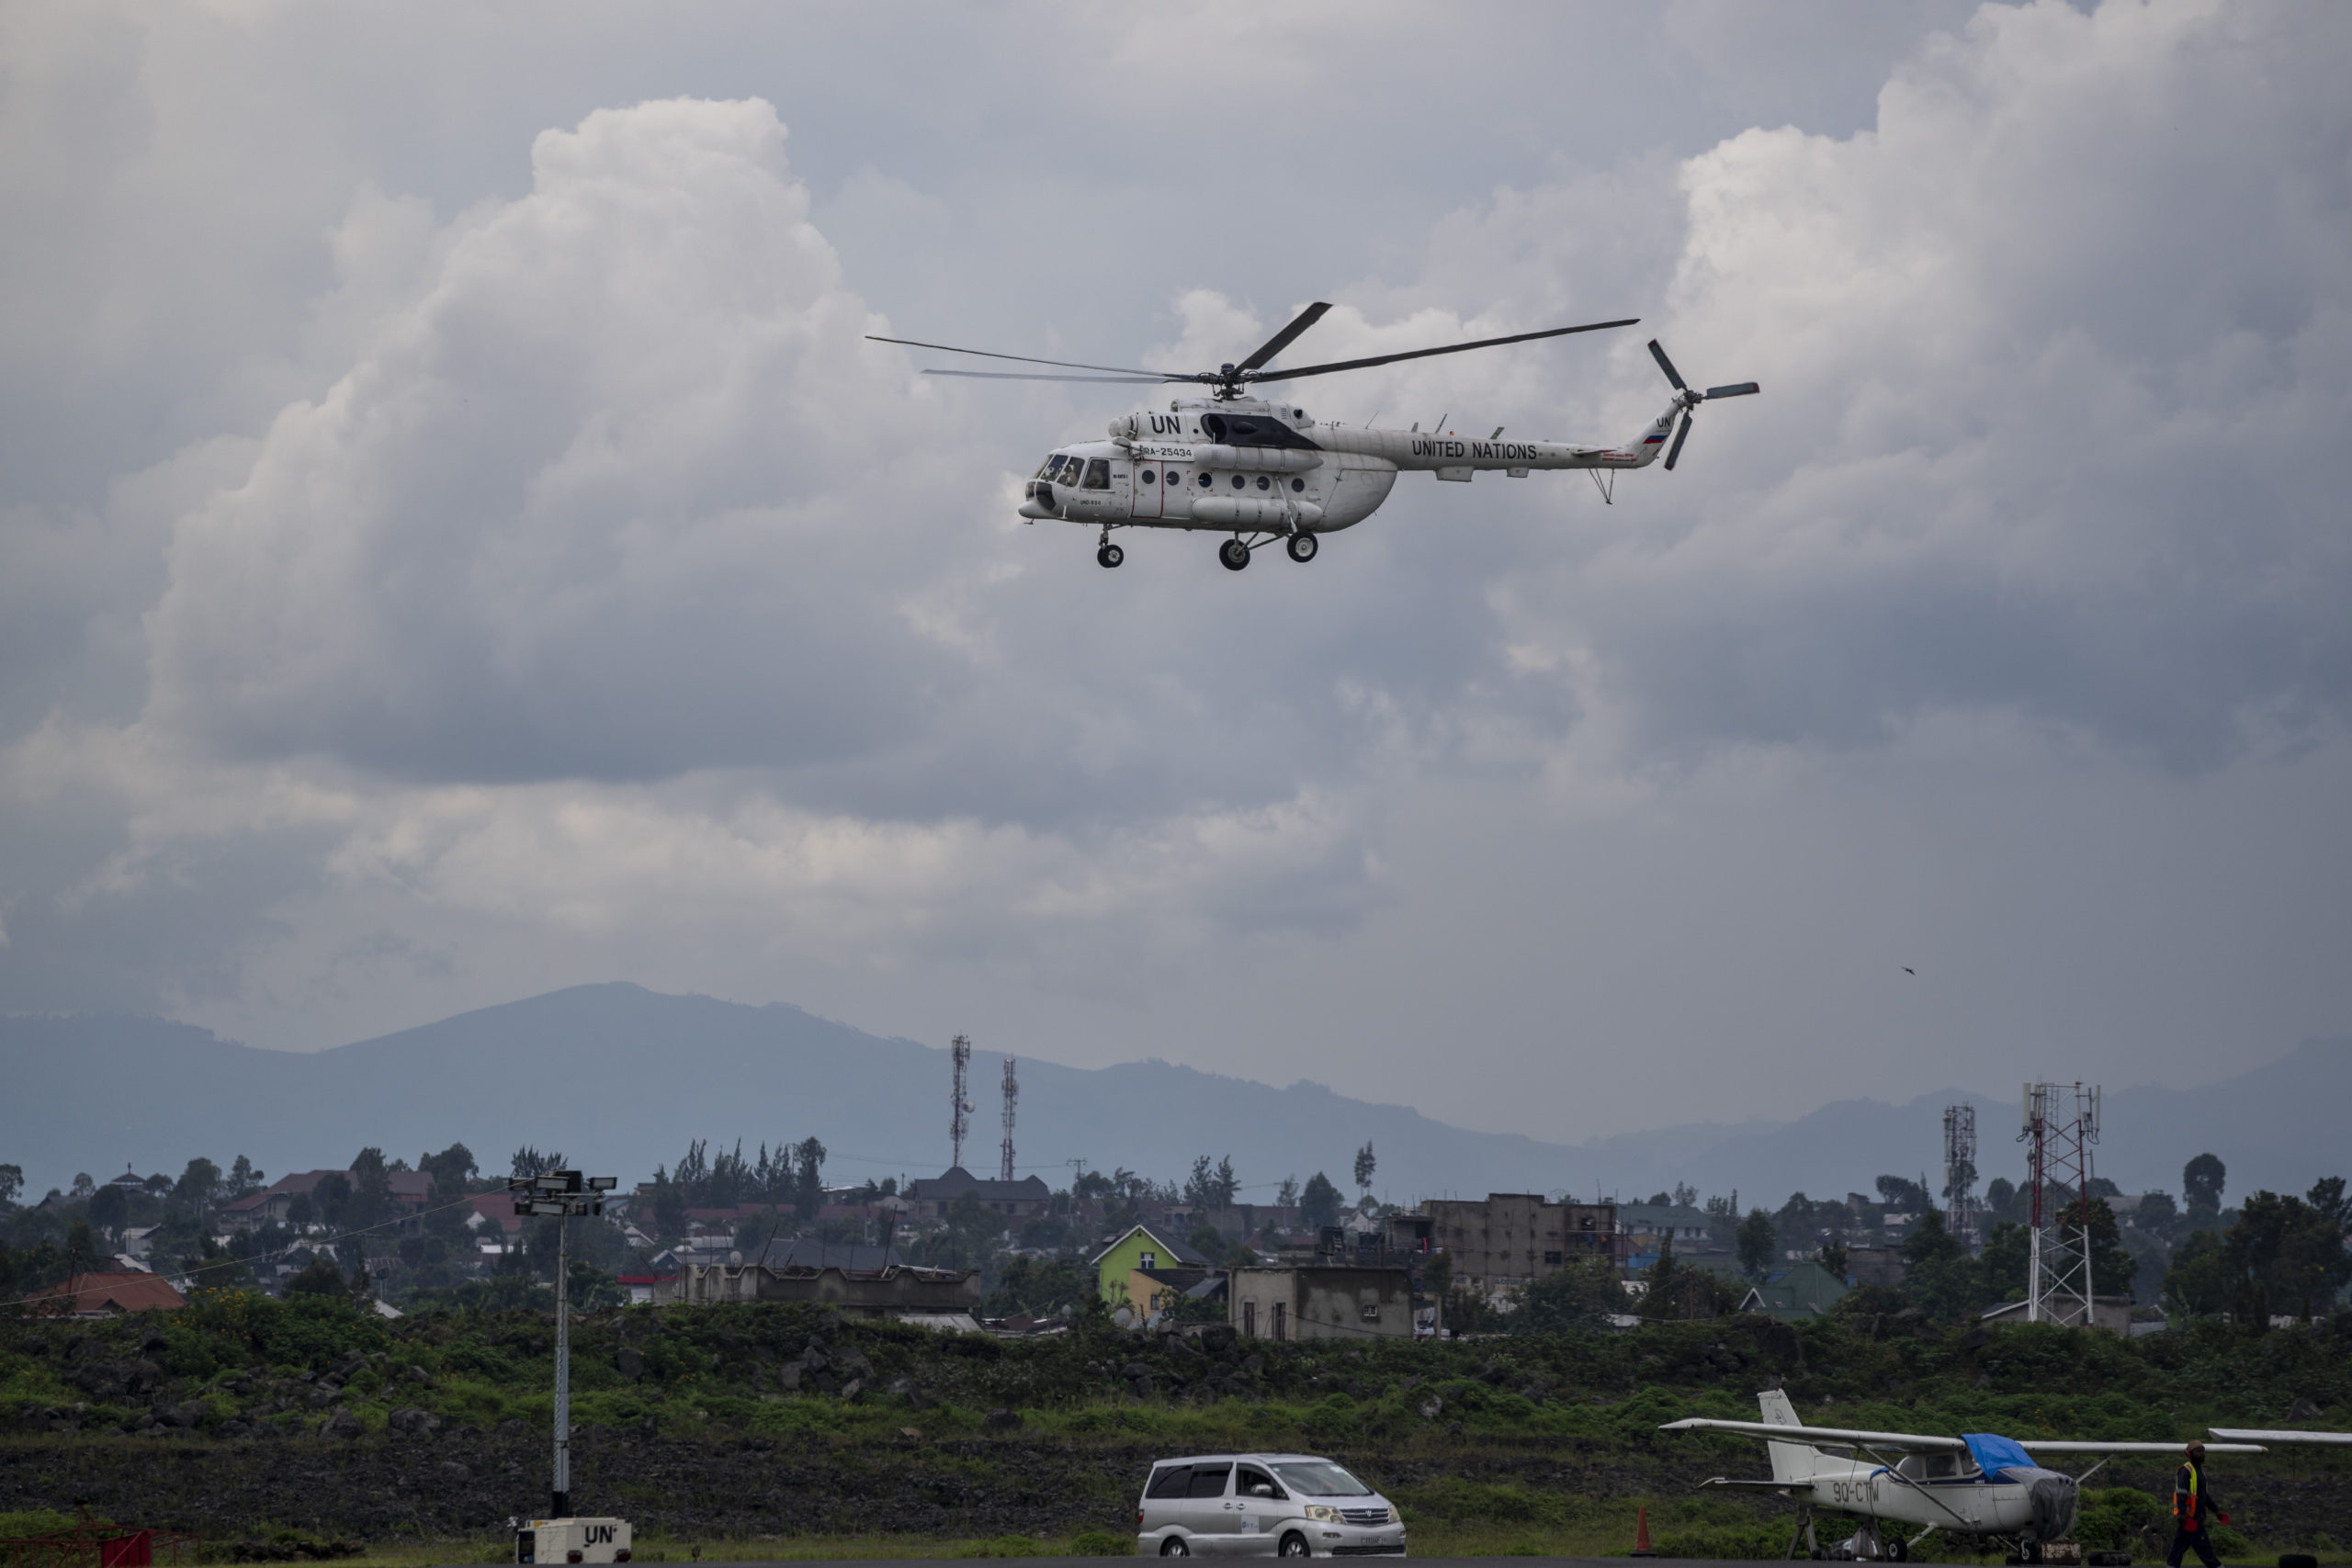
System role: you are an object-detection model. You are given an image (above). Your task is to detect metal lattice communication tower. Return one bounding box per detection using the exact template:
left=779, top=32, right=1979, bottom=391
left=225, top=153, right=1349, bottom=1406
left=1942, top=1103, right=1978, bottom=1248
left=1000, top=1056, right=1019, bottom=1182
left=2019, top=1081, right=2100, bottom=1325
left=949, top=1035, right=974, bottom=1169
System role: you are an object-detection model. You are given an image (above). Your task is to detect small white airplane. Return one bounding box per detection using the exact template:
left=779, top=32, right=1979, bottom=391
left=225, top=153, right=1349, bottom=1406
left=869, top=301, right=1757, bottom=570
left=1661, top=1391, right=2267, bottom=1562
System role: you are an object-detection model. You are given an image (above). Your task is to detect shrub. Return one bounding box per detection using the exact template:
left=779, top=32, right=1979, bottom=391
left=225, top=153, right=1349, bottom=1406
left=2076, top=1487, right=2164, bottom=1551
left=956, top=1535, right=1044, bottom=1558
left=1069, top=1529, right=1130, bottom=1556
left=1655, top=1525, right=1791, bottom=1560
left=0, top=1511, right=107, bottom=1538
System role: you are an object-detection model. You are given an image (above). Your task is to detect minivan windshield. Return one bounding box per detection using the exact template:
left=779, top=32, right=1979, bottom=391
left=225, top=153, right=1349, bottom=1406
left=1270, top=1461, right=1372, bottom=1497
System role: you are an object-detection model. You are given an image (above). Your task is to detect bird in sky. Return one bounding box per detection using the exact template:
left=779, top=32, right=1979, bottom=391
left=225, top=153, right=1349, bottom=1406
left=1903, top=967, right=1916, bottom=976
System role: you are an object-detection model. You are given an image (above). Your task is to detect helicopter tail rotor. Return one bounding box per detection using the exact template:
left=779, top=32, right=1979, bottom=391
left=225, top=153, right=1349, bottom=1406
left=1647, top=339, right=1757, bottom=471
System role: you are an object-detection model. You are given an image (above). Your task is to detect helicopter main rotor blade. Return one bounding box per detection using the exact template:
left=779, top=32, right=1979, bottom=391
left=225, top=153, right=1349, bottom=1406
left=1663, top=408, right=1694, bottom=471
left=923, top=369, right=1167, bottom=383
left=1234, top=301, right=1332, bottom=374
left=1705, top=381, right=1759, bottom=399
left=1647, top=339, right=1689, bottom=392
left=1241, top=317, right=1638, bottom=386
left=866, top=334, right=1185, bottom=380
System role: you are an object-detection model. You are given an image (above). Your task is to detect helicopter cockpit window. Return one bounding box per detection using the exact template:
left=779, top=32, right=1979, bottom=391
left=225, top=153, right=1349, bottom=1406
left=1080, top=457, right=1112, bottom=491
left=1035, top=456, right=1062, bottom=480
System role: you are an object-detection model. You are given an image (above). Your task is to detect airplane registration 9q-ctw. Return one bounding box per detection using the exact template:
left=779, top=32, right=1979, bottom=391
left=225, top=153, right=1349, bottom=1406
left=867, top=302, right=1756, bottom=571
left=1661, top=1391, right=2268, bottom=1563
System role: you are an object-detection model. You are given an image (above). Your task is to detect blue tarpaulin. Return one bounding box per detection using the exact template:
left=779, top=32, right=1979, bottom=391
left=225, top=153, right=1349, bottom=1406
left=1963, top=1433, right=2038, bottom=1480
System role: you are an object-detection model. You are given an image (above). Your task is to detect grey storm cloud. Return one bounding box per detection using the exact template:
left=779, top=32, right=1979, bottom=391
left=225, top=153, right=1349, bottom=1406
left=2, top=0, right=2348, bottom=1134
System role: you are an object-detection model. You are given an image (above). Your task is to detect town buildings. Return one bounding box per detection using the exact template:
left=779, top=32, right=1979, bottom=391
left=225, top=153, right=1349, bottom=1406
left=22, top=1269, right=187, bottom=1316
left=1420, top=1193, right=1624, bottom=1295
left=220, top=1168, right=432, bottom=1230
left=901, top=1166, right=1054, bottom=1222
left=1090, top=1222, right=1209, bottom=1309
left=1229, top=1263, right=1413, bottom=1341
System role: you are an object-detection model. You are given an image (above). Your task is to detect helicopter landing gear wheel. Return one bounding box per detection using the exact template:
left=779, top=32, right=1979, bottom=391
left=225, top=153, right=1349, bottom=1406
left=1218, top=538, right=1251, bottom=571
left=1097, top=543, right=1124, bottom=569
left=1285, top=532, right=1317, bottom=563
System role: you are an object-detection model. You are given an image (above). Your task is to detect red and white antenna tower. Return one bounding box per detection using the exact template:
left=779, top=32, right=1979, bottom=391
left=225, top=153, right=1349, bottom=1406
left=2019, top=1081, right=2100, bottom=1325
left=1000, top=1056, right=1019, bottom=1182
left=949, top=1035, right=974, bottom=1170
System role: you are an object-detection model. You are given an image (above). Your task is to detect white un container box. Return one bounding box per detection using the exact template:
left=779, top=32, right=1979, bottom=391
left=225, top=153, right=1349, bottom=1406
left=516, top=1518, right=632, bottom=1564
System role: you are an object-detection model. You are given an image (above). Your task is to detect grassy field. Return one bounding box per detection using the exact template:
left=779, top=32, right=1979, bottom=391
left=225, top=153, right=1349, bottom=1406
left=5, top=1295, right=2349, bottom=1561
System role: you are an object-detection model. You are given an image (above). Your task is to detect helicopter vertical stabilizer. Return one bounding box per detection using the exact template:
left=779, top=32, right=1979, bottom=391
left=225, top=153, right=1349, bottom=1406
left=1625, top=402, right=1680, bottom=466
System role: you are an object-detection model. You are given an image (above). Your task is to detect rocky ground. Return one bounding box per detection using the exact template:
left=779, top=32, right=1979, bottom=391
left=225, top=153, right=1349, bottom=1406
left=5, top=1302, right=2347, bottom=1555
left=5, top=1422, right=2347, bottom=1554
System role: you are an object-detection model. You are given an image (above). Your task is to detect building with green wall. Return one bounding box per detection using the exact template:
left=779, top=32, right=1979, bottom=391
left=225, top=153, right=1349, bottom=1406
left=1089, top=1224, right=1206, bottom=1308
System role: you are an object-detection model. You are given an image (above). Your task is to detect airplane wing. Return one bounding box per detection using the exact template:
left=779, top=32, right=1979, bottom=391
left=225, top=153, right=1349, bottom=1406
left=2023, top=1441, right=2266, bottom=1455
left=2210, top=1427, right=2352, bottom=1447
left=1660, top=1420, right=2265, bottom=1456
left=1659, top=1418, right=1965, bottom=1450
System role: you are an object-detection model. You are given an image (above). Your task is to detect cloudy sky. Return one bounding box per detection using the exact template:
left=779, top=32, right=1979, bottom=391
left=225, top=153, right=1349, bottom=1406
left=4, top=0, right=2348, bottom=1147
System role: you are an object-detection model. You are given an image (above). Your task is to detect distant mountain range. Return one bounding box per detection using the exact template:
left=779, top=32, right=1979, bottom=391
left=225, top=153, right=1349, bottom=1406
left=3, top=983, right=2345, bottom=1211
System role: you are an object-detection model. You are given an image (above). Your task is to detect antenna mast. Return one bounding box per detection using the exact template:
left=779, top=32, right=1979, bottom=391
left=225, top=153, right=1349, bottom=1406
left=949, top=1035, right=973, bottom=1169
left=1942, top=1103, right=1978, bottom=1249
left=2019, top=1082, right=2100, bottom=1326
left=1000, top=1056, right=1020, bottom=1182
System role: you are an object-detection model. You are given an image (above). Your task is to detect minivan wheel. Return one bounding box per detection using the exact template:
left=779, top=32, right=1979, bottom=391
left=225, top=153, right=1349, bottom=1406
left=1279, top=1533, right=1311, bottom=1558
left=1159, top=1539, right=1190, bottom=1557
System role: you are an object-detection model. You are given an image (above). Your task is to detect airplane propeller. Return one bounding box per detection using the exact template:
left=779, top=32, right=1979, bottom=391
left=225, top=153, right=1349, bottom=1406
left=1647, top=339, right=1758, bottom=470
left=870, top=303, right=1640, bottom=400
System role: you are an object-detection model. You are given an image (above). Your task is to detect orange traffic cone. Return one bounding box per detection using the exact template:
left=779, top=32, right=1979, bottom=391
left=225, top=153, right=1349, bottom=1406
left=1632, top=1505, right=1657, bottom=1558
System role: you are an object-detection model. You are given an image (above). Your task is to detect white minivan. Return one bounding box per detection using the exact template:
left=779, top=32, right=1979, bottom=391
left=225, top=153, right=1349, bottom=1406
left=1135, top=1453, right=1406, bottom=1558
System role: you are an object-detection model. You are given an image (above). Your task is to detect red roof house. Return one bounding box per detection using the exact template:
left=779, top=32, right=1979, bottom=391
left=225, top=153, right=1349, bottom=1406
left=25, top=1270, right=188, bottom=1316
left=220, top=1168, right=433, bottom=1229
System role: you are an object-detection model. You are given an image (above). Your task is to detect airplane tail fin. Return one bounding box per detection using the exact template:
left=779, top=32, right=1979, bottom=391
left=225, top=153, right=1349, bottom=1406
left=1757, top=1389, right=1818, bottom=1485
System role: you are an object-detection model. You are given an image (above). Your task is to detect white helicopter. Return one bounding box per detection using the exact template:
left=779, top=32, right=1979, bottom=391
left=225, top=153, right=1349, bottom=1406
left=1661, top=1391, right=2267, bottom=1562
left=868, top=301, right=1757, bottom=570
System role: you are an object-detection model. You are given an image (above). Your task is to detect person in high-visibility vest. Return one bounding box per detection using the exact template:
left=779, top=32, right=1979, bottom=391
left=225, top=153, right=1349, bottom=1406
left=2168, top=1440, right=2230, bottom=1568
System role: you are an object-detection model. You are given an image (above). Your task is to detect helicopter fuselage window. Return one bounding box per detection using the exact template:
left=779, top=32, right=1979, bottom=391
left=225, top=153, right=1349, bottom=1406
left=1140, top=469, right=1156, bottom=485
left=1081, top=458, right=1112, bottom=491
left=1230, top=474, right=1246, bottom=490
left=1290, top=478, right=1305, bottom=492
left=1198, top=472, right=1214, bottom=487
left=1255, top=475, right=1271, bottom=491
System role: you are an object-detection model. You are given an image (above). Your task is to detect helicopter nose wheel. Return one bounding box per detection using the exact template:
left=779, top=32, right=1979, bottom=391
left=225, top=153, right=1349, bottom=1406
left=1096, top=543, right=1124, bottom=569
left=1285, top=532, right=1317, bottom=563
left=1217, top=538, right=1251, bottom=571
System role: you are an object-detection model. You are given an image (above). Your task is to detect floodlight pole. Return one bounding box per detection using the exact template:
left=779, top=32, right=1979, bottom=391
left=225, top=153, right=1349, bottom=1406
left=509, top=1169, right=616, bottom=1521
left=553, top=1213, right=571, bottom=1517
